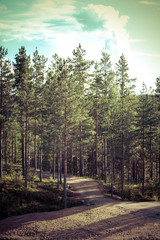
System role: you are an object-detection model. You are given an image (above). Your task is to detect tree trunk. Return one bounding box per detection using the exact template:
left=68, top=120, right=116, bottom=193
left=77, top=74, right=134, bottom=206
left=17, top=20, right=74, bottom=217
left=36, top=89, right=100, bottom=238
left=76, top=144, right=79, bottom=176
left=127, top=156, right=130, bottom=184
left=64, top=131, right=67, bottom=208
left=34, top=117, right=37, bottom=170
left=149, top=126, right=153, bottom=180
left=101, top=142, right=104, bottom=180
left=14, top=136, right=17, bottom=163
left=104, top=137, right=107, bottom=184
left=52, top=150, right=55, bottom=179
left=21, top=130, right=25, bottom=176
left=70, top=143, right=73, bottom=175
left=95, top=104, right=98, bottom=176
left=121, top=96, right=124, bottom=201
left=57, top=139, right=60, bottom=189
left=113, top=138, right=115, bottom=183
left=110, top=135, right=114, bottom=197
left=12, top=132, right=14, bottom=163
left=25, top=112, right=28, bottom=188
left=159, top=142, right=160, bottom=184
left=28, top=131, right=31, bottom=167
left=135, top=160, right=138, bottom=184
left=39, top=98, right=44, bottom=182
left=121, top=132, right=124, bottom=200
left=0, top=64, right=3, bottom=178
left=142, top=113, right=145, bottom=195
left=39, top=132, right=43, bottom=182
left=0, top=126, right=2, bottom=178
left=39, top=149, right=42, bottom=182
left=132, top=159, right=136, bottom=184
left=79, top=122, right=83, bottom=177
left=4, top=130, right=7, bottom=168
left=60, top=136, right=62, bottom=185
left=64, top=76, right=68, bottom=209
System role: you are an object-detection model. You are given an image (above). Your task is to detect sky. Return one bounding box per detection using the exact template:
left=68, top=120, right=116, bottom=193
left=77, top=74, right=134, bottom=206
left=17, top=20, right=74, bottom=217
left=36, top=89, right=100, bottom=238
left=0, top=0, right=160, bottom=92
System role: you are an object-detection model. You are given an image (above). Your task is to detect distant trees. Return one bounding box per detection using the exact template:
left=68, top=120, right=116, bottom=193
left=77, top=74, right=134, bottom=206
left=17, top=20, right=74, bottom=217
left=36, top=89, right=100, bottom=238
left=99, top=49, right=116, bottom=184
left=155, top=77, right=160, bottom=183
left=32, top=48, right=47, bottom=172
left=0, top=44, right=159, bottom=203
left=0, top=47, right=13, bottom=177
left=115, top=54, right=136, bottom=200
left=14, top=46, right=33, bottom=187
left=72, top=44, right=92, bottom=177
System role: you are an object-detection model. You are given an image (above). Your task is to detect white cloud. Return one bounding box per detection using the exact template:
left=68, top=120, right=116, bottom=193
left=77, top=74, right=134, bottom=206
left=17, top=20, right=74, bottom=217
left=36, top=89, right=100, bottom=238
left=0, top=22, right=11, bottom=30
left=46, top=4, right=131, bottom=64
left=139, top=1, right=160, bottom=5
left=133, top=51, right=160, bottom=57
left=0, top=1, right=158, bottom=92
left=50, top=32, right=78, bottom=58
left=0, top=0, right=77, bottom=42
left=85, top=4, right=130, bottom=57
left=18, top=0, right=76, bottom=19
left=130, top=39, right=145, bottom=43
left=0, top=1, right=130, bottom=58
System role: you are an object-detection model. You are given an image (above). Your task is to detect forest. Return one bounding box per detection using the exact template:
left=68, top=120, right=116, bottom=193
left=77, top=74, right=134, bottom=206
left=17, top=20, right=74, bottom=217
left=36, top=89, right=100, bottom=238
left=0, top=44, right=160, bottom=211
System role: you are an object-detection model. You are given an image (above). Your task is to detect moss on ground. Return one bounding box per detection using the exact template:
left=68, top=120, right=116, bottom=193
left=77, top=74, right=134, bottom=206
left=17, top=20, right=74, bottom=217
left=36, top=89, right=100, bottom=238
left=0, top=172, right=83, bottom=220
left=99, top=181, right=160, bottom=201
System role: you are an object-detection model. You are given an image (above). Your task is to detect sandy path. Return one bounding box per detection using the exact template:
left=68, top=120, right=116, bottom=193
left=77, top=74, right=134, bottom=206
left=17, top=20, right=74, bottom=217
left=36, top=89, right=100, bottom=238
left=0, top=176, right=160, bottom=240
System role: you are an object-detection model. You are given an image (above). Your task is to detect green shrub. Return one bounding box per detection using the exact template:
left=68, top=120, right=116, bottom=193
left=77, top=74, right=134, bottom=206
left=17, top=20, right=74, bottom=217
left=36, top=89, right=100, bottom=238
left=0, top=173, right=80, bottom=220
left=100, top=180, right=160, bottom=201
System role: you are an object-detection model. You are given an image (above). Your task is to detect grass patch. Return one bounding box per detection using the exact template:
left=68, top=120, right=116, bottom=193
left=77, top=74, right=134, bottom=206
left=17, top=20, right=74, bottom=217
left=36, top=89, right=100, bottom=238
left=99, top=181, right=160, bottom=201
left=0, top=172, right=83, bottom=220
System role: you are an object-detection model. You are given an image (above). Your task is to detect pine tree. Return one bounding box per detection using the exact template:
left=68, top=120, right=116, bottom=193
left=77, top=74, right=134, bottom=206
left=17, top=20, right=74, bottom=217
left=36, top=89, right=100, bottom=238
left=136, top=83, right=151, bottom=194
left=0, top=47, right=13, bottom=177
left=116, top=54, right=135, bottom=200
left=72, top=44, right=92, bottom=177
left=46, top=53, right=66, bottom=176
left=146, top=89, right=158, bottom=181
left=90, top=62, right=102, bottom=176
left=32, top=48, right=47, bottom=180
left=100, top=49, right=115, bottom=183
left=46, top=54, right=73, bottom=206
left=14, top=46, right=33, bottom=187
left=155, top=77, right=160, bottom=183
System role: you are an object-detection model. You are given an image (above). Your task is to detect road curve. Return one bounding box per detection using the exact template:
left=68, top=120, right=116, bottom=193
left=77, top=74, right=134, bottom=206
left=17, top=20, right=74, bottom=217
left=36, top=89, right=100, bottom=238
left=0, top=176, right=160, bottom=240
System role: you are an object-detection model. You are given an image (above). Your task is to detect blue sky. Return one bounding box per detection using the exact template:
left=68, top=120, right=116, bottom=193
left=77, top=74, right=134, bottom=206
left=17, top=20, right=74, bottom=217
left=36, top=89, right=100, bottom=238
left=0, top=0, right=160, bottom=91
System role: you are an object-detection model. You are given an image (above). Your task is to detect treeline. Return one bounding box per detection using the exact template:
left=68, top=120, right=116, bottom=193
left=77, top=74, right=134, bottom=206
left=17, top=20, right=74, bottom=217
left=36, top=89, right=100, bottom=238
left=0, top=44, right=160, bottom=200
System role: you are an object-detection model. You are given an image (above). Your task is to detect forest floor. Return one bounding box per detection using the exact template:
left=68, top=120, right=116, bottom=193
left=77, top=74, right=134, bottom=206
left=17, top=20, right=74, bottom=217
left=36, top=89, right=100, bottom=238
left=0, top=176, right=160, bottom=240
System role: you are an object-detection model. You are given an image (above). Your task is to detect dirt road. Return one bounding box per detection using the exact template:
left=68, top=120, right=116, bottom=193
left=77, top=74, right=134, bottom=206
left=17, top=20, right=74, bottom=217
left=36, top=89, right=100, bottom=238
left=0, top=176, right=160, bottom=240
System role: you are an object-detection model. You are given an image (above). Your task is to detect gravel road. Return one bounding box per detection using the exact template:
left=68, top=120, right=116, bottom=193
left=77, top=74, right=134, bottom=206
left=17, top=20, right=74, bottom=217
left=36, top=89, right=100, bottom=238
left=0, top=176, right=160, bottom=240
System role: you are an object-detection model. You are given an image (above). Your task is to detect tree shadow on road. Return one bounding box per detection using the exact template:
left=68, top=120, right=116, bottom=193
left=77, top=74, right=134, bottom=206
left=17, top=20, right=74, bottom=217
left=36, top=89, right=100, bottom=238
left=0, top=176, right=160, bottom=239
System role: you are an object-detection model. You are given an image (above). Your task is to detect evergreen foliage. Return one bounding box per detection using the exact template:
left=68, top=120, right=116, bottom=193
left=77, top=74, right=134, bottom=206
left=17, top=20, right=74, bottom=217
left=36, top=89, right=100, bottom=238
left=0, top=44, right=159, bottom=207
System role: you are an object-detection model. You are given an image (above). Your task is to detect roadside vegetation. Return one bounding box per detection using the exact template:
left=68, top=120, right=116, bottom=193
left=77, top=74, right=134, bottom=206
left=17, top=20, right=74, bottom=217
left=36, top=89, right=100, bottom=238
left=99, top=180, right=160, bottom=202
left=1, top=165, right=159, bottom=221
left=0, top=165, right=83, bottom=220
left=0, top=45, right=160, bottom=219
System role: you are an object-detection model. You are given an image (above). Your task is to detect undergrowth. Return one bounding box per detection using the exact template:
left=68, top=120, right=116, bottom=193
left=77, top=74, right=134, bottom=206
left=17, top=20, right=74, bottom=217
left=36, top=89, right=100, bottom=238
left=0, top=168, right=83, bottom=220
left=99, top=181, right=160, bottom=201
